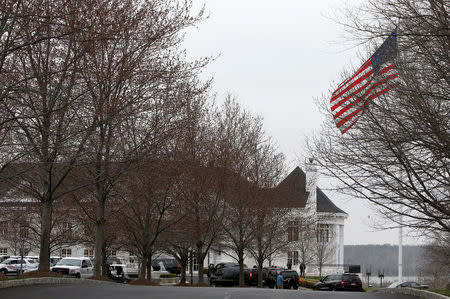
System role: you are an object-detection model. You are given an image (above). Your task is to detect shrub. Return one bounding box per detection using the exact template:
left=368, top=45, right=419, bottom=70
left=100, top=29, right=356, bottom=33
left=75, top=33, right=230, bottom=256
left=299, top=278, right=318, bottom=289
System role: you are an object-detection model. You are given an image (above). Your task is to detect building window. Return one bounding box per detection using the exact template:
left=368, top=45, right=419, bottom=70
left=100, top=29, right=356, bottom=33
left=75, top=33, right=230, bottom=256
left=0, top=221, right=9, bottom=235
left=318, top=224, right=330, bottom=243
left=19, top=224, right=29, bottom=239
left=192, top=255, right=198, bottom=272
left=62, top=222, right=73, bottom=239
left=287, top=251, right=299, bottom=266
left=0, top=248, right=7, bottom=256
left=61, top=248, right=72, bottom=257
left=129, top=252, right=137, bottom=264
left=84, top=249, right=94, bottom=258
left=287, top=220, right=299, bottom=241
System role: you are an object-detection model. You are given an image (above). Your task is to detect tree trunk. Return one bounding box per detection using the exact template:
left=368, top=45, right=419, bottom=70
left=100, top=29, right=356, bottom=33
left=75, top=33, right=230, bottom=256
left=189, top=250, right=194, bottom=285
left=38, top=199, right=52, bottom=272
left=180, top=264, right=186, bottom=283
left=146, top=256, right=152, bottom=280
left=101, top=239, right=107, bottom=277
left=139, top=255, right=147, bottom=280
left=257, top=258, right=264, bottom=288
left=238, top=251, right=245, bottom=286
left=93, top=198, right=105, bottom=277
left=196, top=243, right=206, bottom=284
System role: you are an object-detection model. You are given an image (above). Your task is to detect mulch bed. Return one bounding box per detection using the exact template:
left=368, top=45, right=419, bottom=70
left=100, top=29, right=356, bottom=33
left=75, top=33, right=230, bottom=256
left=88, top=276, right=115, bottom=282
left=0, top=273, right=7, bottom=279
left=129, top=279, right=160, bottom=286
left=175, top=282, right=210, bottom=287
left=22, top=271, right=63, bottom=278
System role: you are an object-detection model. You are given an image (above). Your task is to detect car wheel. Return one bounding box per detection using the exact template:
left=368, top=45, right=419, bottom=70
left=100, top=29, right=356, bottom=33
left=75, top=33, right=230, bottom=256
left=1, top=268, right=7, bottom=275
left=75, top=273, right=81, bottom=279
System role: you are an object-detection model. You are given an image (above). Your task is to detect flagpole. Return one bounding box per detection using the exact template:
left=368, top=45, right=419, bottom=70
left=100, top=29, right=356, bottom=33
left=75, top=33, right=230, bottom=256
left=398, top=213, right=403, bottom=283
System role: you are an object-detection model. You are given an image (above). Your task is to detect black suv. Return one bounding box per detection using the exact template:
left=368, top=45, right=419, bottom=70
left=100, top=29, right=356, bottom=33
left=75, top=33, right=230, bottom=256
left=313, top=273, right=363, bottom=291
left=266, top=268, right=299, bottom=289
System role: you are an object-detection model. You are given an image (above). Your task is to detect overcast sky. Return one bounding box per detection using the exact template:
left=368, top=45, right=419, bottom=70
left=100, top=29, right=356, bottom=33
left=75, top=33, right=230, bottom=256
left=182, top=0, right=419, bottom=246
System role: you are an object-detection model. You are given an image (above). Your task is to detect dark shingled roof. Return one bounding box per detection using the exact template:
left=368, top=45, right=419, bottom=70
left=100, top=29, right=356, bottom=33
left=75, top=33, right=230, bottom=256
left=273, top=167, right=309, bottom=208
left=272, top=167, right=347, bottom=215
left=316, top=187, right=347, bottom=214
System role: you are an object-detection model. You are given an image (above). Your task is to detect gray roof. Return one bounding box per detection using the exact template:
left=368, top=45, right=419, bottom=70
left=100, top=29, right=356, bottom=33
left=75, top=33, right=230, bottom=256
left=316, top=187, right=347, bottom=214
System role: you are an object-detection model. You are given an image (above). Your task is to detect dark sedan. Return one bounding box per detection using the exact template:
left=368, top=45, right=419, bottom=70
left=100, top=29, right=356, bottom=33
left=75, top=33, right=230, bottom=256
left=313, top=273, right=363, bottom=291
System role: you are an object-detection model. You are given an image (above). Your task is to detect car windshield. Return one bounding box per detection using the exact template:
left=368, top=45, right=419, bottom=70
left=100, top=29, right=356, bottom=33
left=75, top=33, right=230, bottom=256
left=388, top=282, right=401, bottom=288
left=56, top=259, right=81, bottom=266
left=107, top=258, right=121, bottom=264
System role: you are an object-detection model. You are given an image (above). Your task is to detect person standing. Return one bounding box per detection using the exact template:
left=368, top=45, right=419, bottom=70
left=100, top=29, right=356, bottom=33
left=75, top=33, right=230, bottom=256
left=300, top=262, right=306, bottom=277
left=277, top=272, right=284, bottom=289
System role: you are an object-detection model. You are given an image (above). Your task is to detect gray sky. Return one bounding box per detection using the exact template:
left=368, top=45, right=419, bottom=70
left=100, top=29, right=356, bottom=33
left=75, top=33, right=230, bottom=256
left=183, top=0, right=419, bottom=245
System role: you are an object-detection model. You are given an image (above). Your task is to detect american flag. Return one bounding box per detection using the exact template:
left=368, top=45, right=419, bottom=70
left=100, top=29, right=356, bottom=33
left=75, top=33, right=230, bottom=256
left=330, top=31, right=399, bottom=134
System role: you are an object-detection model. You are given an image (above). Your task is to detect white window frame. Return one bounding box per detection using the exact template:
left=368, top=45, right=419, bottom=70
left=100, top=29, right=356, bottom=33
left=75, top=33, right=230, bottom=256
left=0, top=248, right=7, bottom=256
left=84, top=248, right=94, bottom=258
left=61, top=248, right=72, bottom=257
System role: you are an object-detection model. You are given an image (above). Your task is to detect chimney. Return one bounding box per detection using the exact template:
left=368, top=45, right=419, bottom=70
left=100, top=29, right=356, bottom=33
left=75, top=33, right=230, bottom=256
left=304, top=158, right=318, bottom=216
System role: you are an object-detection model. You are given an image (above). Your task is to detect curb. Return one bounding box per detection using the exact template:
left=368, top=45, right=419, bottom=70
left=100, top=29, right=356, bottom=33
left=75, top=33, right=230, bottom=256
left=375, top=288, right=449, bottom=298
left=0, top=277, right=115, bottom=289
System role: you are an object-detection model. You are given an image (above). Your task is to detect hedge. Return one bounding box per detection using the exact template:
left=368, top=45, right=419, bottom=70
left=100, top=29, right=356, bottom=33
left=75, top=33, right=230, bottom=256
left=299, top=278, right=318, bottom=289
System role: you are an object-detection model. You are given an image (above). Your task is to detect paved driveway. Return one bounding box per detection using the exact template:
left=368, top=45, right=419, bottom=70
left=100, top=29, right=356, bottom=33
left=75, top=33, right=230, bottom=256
left=0, top=284, right=417, bottom=299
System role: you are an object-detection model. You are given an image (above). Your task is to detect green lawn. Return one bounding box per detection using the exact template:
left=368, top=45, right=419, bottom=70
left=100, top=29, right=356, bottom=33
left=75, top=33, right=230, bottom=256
left=428, top=289, right=450, bottom=297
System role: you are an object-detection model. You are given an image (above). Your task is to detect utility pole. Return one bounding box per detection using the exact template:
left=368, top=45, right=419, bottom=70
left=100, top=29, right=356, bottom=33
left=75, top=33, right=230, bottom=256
left=398, top=214, right=403, bottom=283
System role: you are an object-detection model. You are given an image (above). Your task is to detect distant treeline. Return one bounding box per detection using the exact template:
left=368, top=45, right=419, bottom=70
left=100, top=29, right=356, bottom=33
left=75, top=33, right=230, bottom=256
left=344, top=244, right=423, bottom=276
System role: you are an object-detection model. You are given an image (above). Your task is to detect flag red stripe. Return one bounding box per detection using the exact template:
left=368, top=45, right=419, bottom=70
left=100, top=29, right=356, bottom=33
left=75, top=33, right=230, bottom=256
left=332, top=73, right=397, bottom=121
left=332, top=65, right=398, bottom=120
left=334, top=60, right=371, bottom=93
left=331, top=63, right=396, bottom=108
left=331, top=78, right=373, bottom=112
left=335, top=83, right=397, bottom=129
left=331, top=66, right=372, bottom=103
left=340, top=114, right=364, bottom=134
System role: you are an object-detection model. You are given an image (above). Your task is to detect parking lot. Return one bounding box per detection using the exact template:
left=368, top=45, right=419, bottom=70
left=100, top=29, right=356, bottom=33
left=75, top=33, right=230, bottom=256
left=0, top=283, right=419, bottom=299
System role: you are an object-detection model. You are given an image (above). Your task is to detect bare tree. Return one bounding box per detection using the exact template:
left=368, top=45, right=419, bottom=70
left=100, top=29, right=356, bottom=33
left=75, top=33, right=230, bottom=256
left=117, top=161, right=186, bottom=280
left=313, top=222, right=335, bottom=277
left=70, top=0, right=209, bottom=277
left=0, top=0, right=104, bottom=271
left=214, top=97, right=273, bottom=286
left=419, top=232, right=450, bottom=289
left=308, top=0, right=449, bottom=234
left=247, top=143, right=287, bottom=288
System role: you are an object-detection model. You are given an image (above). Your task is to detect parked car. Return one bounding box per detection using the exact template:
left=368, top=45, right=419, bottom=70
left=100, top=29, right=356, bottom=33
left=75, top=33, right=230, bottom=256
left=151, top=258, right=181, bottom=274
left=245, top=266, right=265, bottom=286
left=0, top=258, right=38, bottom=275
left=313, top=273, right=363, bottom=291
left=266, top=268, right=299, bottom=289
left=51, top=257, right=93, bottom=278
left=209, top=263, right=242, bottom=286
left=107, top=260, right=131, bottom=283
left=209, top=263, right=265, bottom=287
left=0, top=259, right=20, bottom=275
left=50, top=257, right=61, bottom=267
left=388, top=281, right=429, bottom=289
left=0, top=256, right=10, bottom=263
